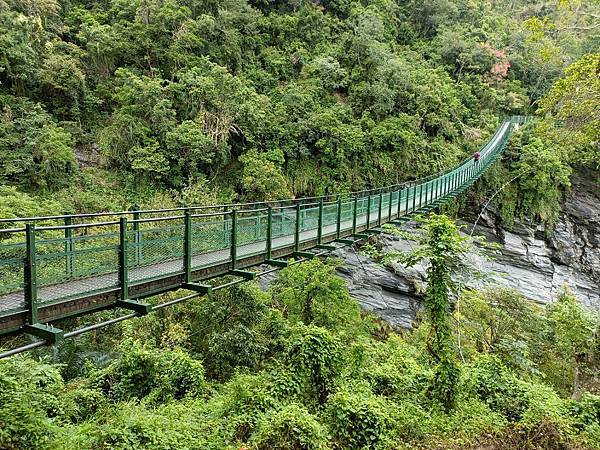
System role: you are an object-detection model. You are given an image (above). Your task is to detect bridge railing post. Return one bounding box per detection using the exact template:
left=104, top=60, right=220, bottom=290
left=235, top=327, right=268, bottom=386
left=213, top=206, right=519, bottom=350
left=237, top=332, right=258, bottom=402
left=223, top=206, right=229, bottom=248
left=352, top=196, right=358, bottom=234
left=317, top=198, right=323, bottom=245
left=266, top=205, right=273, bottom=260
left=184, top=209, right=192, bottom=283
left=132, top=204, right=141, bottom=266
left=294, top=203, right=301, bottom=253
left=230, top=209, right=238, bottom=269
left=443, top=176, right=446, bottom=196
left=64, top=214, right=74, bottom=278
left=412, top=183, right=416, bottom=212
left=336, top=196, right=342, bottom=238
left=388, top=189, right=393, bottom=222
left=119, top=217, right=129, bottom=301
left=366, top=193, right=371, bottom=229
left=377, top=190, right=383, bottom=226
left=24, top=224, right=38, bottom=325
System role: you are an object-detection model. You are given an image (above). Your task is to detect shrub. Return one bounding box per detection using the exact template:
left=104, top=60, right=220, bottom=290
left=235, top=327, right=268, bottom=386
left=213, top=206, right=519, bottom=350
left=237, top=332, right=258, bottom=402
left=463, top=355, right=566, bottom=424
left=271, top=258, right=363, bottom=336
left=287, top=325, right=342, bottom=405
left=326, top=389, right=392, bottom=449
left=96, top=343, right=205, bottom=403
left=79, top=401, right=214, bottom=450
left=212, top=372, right=280, bottom=443
left=59, top=384, right=107, bottom=423
left=251, top=403, right=330, bottom=450
left=0, top=356, right=63, bottom=449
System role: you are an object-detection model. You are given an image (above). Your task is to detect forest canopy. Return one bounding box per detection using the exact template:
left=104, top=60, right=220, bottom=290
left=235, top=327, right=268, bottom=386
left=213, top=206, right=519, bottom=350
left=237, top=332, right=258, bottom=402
left=0, top=0, right=597, bottom=220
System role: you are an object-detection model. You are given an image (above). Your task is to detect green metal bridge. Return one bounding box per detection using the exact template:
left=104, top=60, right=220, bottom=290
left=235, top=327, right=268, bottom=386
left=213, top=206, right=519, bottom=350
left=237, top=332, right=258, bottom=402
left=0, top=116, right=528, bottom=356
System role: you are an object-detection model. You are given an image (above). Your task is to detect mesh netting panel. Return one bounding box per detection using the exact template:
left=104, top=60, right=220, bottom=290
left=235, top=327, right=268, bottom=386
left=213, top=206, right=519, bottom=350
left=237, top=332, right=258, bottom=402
left=275, top=208, right=297, bottom=238
left=237, top=214, right=266, bottom=245
left=301, top=205, right=319, bottom=232
left=129, top=222, right=184, bottom=283
left=340, top=201, right=353, bottom=230
left=191, top=218, right=230, bottom=269
left=0, top=240, right=26, bottom=311
left=37, top=231, right=120, bottom=305
left=323, top=203, right=337, bottom=226
left=238, top=213, right=268, bottom=257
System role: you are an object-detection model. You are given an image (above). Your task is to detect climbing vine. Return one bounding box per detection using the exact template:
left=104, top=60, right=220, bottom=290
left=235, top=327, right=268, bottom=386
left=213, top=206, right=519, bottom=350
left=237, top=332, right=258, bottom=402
left=402, top=215, right=470, bottom=411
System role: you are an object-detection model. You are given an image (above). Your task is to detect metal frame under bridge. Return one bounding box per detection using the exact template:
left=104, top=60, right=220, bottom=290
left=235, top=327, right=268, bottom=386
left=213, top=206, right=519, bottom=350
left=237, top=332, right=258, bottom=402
left=0, top=116, right=529, bottom=357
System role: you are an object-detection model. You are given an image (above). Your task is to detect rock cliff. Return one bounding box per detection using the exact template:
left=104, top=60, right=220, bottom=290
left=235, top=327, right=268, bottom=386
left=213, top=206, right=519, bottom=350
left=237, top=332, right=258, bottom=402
left=331, top=171, right=599, bottom=328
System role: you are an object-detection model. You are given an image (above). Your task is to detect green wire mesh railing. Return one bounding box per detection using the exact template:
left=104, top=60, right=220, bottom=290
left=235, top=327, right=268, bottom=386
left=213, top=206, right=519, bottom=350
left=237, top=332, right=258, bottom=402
left=0, top=116, right=529, bottom=334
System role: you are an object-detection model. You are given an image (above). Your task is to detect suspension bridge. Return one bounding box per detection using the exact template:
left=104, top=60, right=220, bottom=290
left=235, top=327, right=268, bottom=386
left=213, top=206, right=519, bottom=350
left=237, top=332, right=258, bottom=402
left=0, top=116, right=528, bottom=356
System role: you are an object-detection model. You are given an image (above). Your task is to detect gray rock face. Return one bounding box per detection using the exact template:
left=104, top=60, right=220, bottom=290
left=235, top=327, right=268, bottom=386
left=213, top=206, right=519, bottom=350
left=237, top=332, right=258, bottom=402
left=331, top=171, right=600, bottom=327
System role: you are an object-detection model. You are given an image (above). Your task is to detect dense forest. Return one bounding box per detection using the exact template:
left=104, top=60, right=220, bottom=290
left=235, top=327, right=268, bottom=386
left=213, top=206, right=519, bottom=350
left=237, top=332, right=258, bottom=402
left=0, top=0, right=597, bottom=222
left=1, top=0, right=599, bottom=448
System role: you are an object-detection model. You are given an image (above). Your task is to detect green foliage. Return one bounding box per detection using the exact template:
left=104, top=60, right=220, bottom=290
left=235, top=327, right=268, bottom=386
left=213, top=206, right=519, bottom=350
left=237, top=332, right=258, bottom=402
left=538, top=53, right=600, bottom=169
left=252, top=403, right=330, bottom=450
left=2, top=0, right=585, bottom=205
left=187, top=283, right=289, bottom=380
left=0, top=356, right=63, bottom=449
left=464, top=355, right=567, bottom=424
left=512, top=135, right=572, bottom=224
left=239, top=150, right=292, bottom=201
left=457, top=288, right=543, bottom=374
left=1, top=255, right=600, bottom=449
left=536, top=288, right=599, bottom=397
left=286, top=325, right=342, bottom=405
left=96, top=342, right=205, bottom=403
left=326, top=389, right=392, bottom=449
left=0, top=96, right=76, bottom=190
left=402, top=215, right=469, bottom=411
left=0, top=186, right=64, bottom=229
left=272, top=258, right=362, bottom=334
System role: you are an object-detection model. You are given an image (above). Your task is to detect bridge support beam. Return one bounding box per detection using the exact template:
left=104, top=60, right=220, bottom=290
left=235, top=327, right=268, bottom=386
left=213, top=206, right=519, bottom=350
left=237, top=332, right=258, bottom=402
left=293, top=251, right=315, bottom=260
left=266, top=259, right=290, bottom=268
left=229, top=269, right=256, bottom=280
left=182, top=282, right=212, bottom=294
left=316, top=244, right=336, bottom=251
left=24, top=323, right=64, bottom=344
left=117, top=299, right=152, bottom=315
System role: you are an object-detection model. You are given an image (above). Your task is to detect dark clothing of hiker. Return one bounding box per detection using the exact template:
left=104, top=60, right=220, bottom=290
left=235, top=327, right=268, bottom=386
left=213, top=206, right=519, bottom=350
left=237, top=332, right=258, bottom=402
left=473, top=151, right=481, bottom=162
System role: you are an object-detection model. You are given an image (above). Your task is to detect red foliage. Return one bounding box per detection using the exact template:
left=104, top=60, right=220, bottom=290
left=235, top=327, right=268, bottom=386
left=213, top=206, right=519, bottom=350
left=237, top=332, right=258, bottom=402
left=478, top=42, right=510, bottom=83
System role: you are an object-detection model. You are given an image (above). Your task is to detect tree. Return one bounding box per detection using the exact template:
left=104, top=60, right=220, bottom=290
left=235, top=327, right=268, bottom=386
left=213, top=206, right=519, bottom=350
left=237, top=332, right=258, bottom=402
left=538, top=53, right=600, bottom=169
left=271, top=258, right=362, bottom=334
left=239, top=150, right=292, bottom=201
left=538, top=288, right=598, bottom=398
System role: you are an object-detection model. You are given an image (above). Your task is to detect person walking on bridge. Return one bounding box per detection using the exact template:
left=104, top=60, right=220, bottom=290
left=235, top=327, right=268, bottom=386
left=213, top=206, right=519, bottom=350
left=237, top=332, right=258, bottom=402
left=473, top=151, right=481, bottom=163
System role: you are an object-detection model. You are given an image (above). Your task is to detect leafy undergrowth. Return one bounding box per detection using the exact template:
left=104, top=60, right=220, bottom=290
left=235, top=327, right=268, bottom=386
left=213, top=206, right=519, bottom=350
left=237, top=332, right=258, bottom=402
left=1, top=258, right=599, bottom=450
